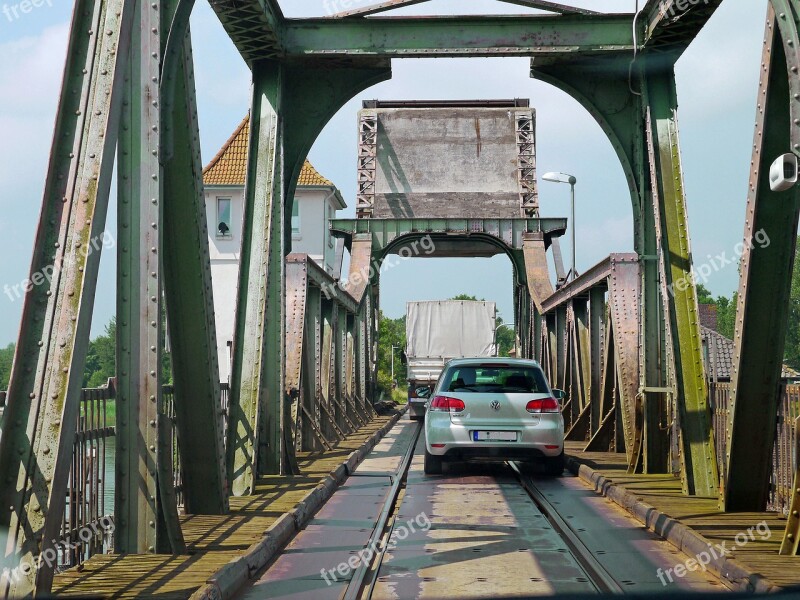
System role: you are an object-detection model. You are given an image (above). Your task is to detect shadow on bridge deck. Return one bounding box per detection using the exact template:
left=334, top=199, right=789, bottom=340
left=50, top=414, right=400, bottom=599
left=565, top=442, right=800, bottom=591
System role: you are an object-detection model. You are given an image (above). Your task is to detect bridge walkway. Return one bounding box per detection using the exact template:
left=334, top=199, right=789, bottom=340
left=49, top=414, right=401, bottom=599
left=566, top=442, right=798, bottom=591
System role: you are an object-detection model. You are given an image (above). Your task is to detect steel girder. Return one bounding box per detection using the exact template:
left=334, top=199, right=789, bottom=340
left=726, top=2, right=800, bottom=513
left=0, top=0, right=134, bottom=593
left=282, top=15, right=633, bottom=59
left=227, top=61, right=285, bottom=495
left=642, top=0, right=724, bottom=57
left=644, top=69, right=719, bottom=497
left=116, top=0, right=186, bottom=555
left=533, top=54, right=717, bottom=493
left=208, top=0, right=284, bottom=64
left=541, top=255, right=640, bottom=465
left=160, top=16, right=229, bottom=516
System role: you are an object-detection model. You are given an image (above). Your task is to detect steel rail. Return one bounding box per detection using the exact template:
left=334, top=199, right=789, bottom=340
left=343, top=421, right=422, bottom=600
left=509, top=462, right=625, bottom=594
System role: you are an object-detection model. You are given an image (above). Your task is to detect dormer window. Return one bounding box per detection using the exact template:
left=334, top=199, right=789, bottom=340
left=217, top=198, right=232, bottom=239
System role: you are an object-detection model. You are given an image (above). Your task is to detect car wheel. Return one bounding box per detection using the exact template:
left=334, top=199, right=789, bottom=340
left=424, top=449, right=443, bottom=475
left=543, top=452, right=564, bottom=476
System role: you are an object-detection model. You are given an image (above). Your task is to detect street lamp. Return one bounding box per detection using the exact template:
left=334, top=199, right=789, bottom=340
left=494, top=323, right=515, bottom=357
left=391, top=345, right=400, bottom=385
left=542, top=172, right=578, bottom=281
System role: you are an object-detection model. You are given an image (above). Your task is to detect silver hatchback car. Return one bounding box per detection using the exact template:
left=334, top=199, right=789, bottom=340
left=423, top=357, right=565, bottom=475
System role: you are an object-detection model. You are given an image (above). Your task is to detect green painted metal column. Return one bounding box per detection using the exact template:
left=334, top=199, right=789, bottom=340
left=0, top=0, right=134, bottom=593
left=227, top=60, right=285, bottom=493
left=160, top=11, right=229, bottom=514
left=643, top=68, right=719, bottom=497
left=727, top=2, right=800, bottom=511
left=588, top=287, right=605, bottom=435
left=116, top=0, right=184, bottom=553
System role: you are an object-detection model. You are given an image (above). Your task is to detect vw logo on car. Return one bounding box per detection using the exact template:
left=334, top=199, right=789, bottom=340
left=490, top=400, right=501, bottom=411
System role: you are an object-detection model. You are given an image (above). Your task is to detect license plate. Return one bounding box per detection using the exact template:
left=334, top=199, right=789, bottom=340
left=473, top=431, right=517, bottom=442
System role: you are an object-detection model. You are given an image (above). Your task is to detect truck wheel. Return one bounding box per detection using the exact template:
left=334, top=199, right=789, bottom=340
left=543, top=452, right=564, bottom=476
left=424, top=449, right=443, bottom=475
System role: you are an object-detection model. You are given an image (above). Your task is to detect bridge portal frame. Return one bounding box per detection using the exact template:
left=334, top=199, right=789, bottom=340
left=4, top=0, right=800, bottom=595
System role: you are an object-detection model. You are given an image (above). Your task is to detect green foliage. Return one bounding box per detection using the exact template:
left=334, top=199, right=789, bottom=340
left=376, top=311, right=406, bottom=396
left=0, top=343, right=14, bottom=390
left=83, top=317, right=173, bottom=388
left=715, top=293, right=737, bottom=340
left=785, top=238, right=800, bottom=370
left=495, top=314, right=515, bottom=357
left=695, top=283, right=714, bottom=305
left=84, top=319, right=116, bottom=388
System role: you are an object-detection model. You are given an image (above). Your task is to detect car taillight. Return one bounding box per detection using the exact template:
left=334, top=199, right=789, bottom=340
left=429, top=395, right=466, bottom=413
left=526, top=397, right=560, bottom=414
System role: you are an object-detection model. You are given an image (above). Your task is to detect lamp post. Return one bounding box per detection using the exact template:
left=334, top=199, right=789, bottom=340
left=542, top=172, right=578, bottom=281
left=494, top=323, right=515, bottom=357
left=391, top=345, right=400, bottom=385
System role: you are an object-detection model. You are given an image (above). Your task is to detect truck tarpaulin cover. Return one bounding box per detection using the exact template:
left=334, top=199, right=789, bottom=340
left=406, top=300, right=496, bottom=359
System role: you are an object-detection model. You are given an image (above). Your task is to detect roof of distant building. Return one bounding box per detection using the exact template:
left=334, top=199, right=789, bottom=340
left=202, top=116, right=342, bottom=195
left=702, top=325, right=799, bottom=380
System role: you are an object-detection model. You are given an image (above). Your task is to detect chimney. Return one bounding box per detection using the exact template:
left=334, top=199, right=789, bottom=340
left=698, top=303, right=718, bottom=332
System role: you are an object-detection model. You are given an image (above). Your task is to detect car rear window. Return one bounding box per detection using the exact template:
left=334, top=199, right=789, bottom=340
left=441, top=365, right=549, bottom=393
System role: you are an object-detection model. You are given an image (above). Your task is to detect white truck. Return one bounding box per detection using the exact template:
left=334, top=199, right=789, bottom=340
left=405, top=300, right=496, bottom=420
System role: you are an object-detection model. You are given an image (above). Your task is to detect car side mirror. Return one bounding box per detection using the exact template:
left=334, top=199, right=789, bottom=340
left=416, top=387, right=431, bottom=399
left=552, top=388, right=567, bottom=401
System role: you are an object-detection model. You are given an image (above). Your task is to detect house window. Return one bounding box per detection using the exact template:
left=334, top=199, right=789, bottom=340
left=291, top=201, right=300, bottom=235
left=216, top=198, right=232, bottom=238
left=327, top=205, right=335, bottom=248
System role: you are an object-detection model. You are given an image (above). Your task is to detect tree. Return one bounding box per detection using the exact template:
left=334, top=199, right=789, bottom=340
left=82, top=316, right=173, bottom=388
left=376, top=311, right=406, bottom=396
left=785, top=236, right=800, bottom=370
left=83, top=319, right=116, bottom=387
left=0, top=343, right=14, bottom=390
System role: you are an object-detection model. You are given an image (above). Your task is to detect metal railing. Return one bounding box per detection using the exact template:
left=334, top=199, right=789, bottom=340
left=0, top=380, right=231, bottom=570
left=708, top=381, right=799, bottom=514
left=58, top=380, right=116, bottom=570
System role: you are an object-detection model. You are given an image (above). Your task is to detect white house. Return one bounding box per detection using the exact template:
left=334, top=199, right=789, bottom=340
left=203, top=116, right=347, bottom=381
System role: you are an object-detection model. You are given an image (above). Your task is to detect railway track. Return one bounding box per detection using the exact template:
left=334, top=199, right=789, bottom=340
left=239, top=419, right=724, bottom=599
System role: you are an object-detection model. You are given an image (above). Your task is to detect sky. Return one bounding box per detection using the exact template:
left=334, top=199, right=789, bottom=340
left=0, top=0, right=770, bottom=346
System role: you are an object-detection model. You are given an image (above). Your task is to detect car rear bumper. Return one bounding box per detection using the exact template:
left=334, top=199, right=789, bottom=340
left=425, top=418, right=563, bottom=458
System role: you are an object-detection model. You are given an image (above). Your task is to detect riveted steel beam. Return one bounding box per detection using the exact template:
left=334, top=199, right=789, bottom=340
left=208, top=0, right=284, bottom=64
left=588, top=287, right=605, bottom=435
left=283, top=14, right=633, bottom=59
left=160, top=14, right=228, bottom=515
left=115, top=0, right=186, bottom=555
left=606, top=259, right=643, bottom=473
left=727, top=2, right=800, bottom=511
left=645, top=69, right=718, bottom=497
left=642, top=0, right=723, bottom=57
left=332, top=218, right=567, bottom=257
left=227, top=61, right=284, bottom=494
left=0, top=0, right=134, bottom=593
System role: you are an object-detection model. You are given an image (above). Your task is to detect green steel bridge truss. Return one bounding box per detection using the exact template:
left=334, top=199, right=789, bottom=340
left=1, top=0, right=800, bottom=596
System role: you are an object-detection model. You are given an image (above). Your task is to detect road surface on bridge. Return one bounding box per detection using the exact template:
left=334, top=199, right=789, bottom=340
left=234, top=418, right=727, bottom=599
